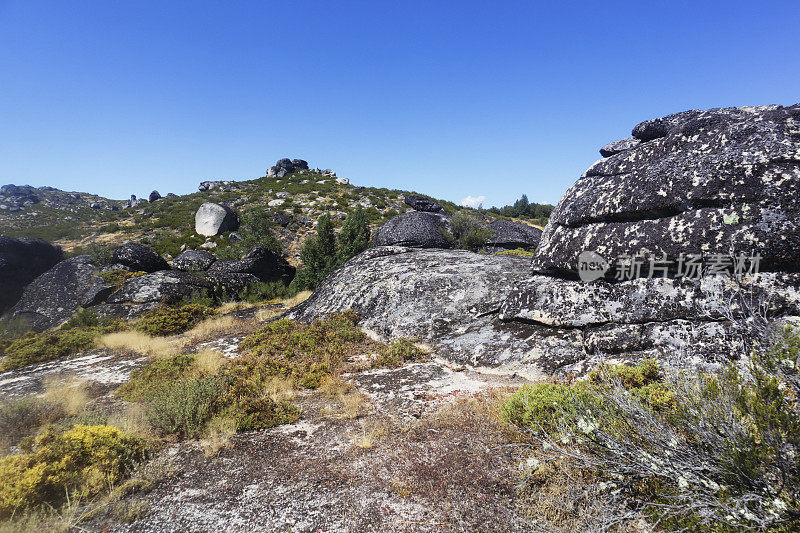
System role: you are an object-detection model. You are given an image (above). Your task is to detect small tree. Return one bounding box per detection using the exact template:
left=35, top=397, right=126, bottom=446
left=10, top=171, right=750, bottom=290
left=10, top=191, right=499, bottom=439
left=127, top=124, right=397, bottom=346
left=217, top=209, right=282, bottom=260
left=293, top=210, right=372, bottom=291
left=448, top=211, right=491, bottom=251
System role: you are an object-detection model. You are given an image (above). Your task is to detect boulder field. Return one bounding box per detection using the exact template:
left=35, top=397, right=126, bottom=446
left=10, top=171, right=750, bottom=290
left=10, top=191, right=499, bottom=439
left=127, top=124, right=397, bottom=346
left=294, top=104, right=800, bottom=375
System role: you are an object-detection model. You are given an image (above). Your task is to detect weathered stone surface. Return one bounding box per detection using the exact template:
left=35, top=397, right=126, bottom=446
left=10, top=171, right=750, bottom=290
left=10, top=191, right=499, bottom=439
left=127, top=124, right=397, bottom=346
left=172, top=250, right=217, bottom=272
left=486, top=220, right=542, bottom=250
left=599, top=137, right=640, bottom=157
left=0, top=237, right=62, bottom=314
left=403, top=194, right=445, bottom=213
left=206, top=246, right=294, bottom=283
left=195, top=202, right=239, bottom=237
left=104, top=271, right=213, bottom=308
left=500, top=273, right=800, bottom=327
left=535, top=104, right=800, bottom=275
left=112, top=243, right=170, bottom=273
left=372, top=212, right=451, bottom=248
left=5, top=256, right=111, bottom=331
left=148, top=190, right=162, bottom=202
left=289, top=247, right=548, bottom=371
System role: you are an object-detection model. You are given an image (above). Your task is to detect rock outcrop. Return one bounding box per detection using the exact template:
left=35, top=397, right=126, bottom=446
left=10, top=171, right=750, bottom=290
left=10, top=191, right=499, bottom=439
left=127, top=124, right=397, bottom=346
left=6, top=256, right=112, bottom=331
left=207, top=246, right=295, bottom=283
left=403, top=194, right=445, bottom=213
left=294, top=104, right=800, bottom=376
left=266, top=158, right=309, bottom=178
left=372, top=211, right=451, bottom=248
left=0, top=237, right=63, bottom=314
left=172, top=250, right=217, bottom=272
left=98, top=271, right=214, bottom=320
left=112, top=243, right=170, bottom=273
left=486, top=220, right=542, bottom=251
left=535, top=104, right=800, bottom=276
left=195, top=202, right=239, bottom=237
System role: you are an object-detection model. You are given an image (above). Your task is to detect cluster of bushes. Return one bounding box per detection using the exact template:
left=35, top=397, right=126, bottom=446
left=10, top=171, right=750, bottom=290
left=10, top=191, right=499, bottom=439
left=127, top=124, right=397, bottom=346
left=0, top=425, right=149, bottom=518
left=117, top=351, right=299, bottom=439
left=135, top=303, right=217, bottom=337
left=504, top=328, right=800, bottom=531
left=445, top=210, right=491, bottom=251
left=486, top=194, right=553, bottom=225
left=99, top=269, right=147, bottom=289
left=0, top=310, right=125, bottom=371
left=292, top=208, right=371, bottom=290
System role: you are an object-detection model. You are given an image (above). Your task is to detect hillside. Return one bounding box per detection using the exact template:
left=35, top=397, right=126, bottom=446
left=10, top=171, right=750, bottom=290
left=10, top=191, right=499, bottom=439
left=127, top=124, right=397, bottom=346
left=0, top=164, right=470, bottom=262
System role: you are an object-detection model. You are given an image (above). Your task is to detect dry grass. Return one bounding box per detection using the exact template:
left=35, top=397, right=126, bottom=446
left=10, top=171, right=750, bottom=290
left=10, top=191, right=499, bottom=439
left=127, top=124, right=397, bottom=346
left=215, top=301, right=258, bottom=315
left=319, top=377, right=366, bottom=420
left=97, top=331, right=183, bottom=358
left=351, top=420, right=387, bottom=449
left=106, top=403, right=151, bottom=438
left=192, top=349, right=227, bottom=375
left=41, top=377, right=90, bottom=416
left=184, top=315, right=249, bottom=342
left=262, top=376, right=296, bottom=403
left=199, top=416, right=237, bottom=456
left=255, top=307, right=282, bottom=322
left=278, top=290, right=312, bottom=309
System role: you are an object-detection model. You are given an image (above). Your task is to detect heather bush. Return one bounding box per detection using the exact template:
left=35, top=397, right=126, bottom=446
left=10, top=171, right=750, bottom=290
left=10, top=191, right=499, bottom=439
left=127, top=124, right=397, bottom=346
left=135, top=303, right=216, bottom=337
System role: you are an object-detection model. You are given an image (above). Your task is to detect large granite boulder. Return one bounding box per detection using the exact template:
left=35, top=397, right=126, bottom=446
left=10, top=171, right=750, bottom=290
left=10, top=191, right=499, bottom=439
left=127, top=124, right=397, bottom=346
left=372, top=212, right=451, bottom=248
left=535, top=104, right=800, bottom=276
left=5, top=256, right=112, bottom=331
left=112, top=243, right=170, bottom=273
left=172, top=250, right=217, bottom=272
left=486, top=220, right=542, bottom=251
left=0, top=237, right=63, bottom=314
left=195, top=202, right=239, bottom=237
left=289, top=247, right=548, bottom=373
left=206, top=246, right=295, bottom=283
left=404, top=194, right=445, bottom=213
left=97, top=271, right=214, bottom=320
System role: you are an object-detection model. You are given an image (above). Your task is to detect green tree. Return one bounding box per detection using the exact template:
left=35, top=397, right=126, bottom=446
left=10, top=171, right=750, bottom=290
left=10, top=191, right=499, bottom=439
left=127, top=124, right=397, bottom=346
left=335, top=207, right=370, bottom=265
left=217, top=209, right=282, bottom=260
left=447, top=211, right=491, bottom=251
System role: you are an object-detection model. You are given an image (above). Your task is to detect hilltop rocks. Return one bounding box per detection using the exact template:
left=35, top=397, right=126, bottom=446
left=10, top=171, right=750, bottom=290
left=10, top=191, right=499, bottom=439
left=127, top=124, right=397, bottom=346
left=172, top=250, right=217, bottom=272
left=6, top=256, right=112, bottom=331
left=404, top=194, right=445, bottom=213
left=112, top=243, right=170, bottom=273
left=207, top=246, right=295, bottom=283
left=195, top=202, right=239, bottom=236
left=486, top=220, right=542, bottom=251
left=148, top=190, right=162, bottom=202
left=198, top=181, right=236, bottom=192
left=267, top=158, right=308, bottom=178
left=535, top=104, right=800, bottom=276
left=372, top=211, right=451, bottom=248
left=0, top=237, right=63, bottom=314
left=0, top=184, right=39, bottom=211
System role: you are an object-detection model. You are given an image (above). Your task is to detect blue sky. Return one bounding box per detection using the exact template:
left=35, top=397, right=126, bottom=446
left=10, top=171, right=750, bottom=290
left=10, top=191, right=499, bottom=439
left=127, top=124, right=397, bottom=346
left=1, top=1, right=798, bottom=207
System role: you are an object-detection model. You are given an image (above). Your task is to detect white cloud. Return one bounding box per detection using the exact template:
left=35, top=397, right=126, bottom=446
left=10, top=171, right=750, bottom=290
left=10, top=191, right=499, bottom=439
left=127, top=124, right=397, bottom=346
left=460, top=195, right=486, bottom=207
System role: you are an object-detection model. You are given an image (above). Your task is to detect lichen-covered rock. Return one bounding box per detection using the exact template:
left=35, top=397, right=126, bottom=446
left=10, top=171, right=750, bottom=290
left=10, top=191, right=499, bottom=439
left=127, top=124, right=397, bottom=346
left=599, top=137, right=640, bottom=157
left=0, top=236, right=62, bottom=314
left=403, top=194, right=445, bottom=213
left=535, top=104, right=800, bottom=275
left=372, top=212, right=451, bottom=248
left=289, top=247, right=546, bottom=371
left=112, top=243, right=170, bottom=273
left=195, top=202, right=239, bottom=237
left=486, top=220, right=542, bottom=250
left=5, top=256, right=112, bottom=331
left=172, top=250, right=217, bottom=272
left=206, top=246, right=294, bottom=283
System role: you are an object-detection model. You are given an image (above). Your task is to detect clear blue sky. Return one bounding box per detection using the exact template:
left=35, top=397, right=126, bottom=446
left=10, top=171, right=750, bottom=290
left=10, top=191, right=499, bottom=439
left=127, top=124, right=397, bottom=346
left=1, top=1, right=798, bottom=207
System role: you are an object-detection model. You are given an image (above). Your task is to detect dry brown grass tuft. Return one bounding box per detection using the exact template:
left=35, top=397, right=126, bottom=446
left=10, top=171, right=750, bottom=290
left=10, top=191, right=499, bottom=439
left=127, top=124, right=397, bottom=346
left=184, top=315, right=249, bottom=342
left=192, top=349, right=227, bottom=375
left=262, top=376, right=296, bottom=403
left=255, top=306, right=282, bottom=322
left=351, top=419, right=387, bottom=449
left=106, top=403, right=151, bottom=438
left=319, top=377, right=366, bottom=420
left=41, top=377, right=90, bottom=417
left=199, top=416, right=237, bottom=456
left=279, top=290, right=312, bottom=309
left=97, top=331, right=183, bottom=358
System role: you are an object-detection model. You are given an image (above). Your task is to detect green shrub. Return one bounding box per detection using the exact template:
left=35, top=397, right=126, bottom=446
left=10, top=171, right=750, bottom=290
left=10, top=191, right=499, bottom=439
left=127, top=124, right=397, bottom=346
left=1, top=329, right=99, bottom=371
left=99, top=269, right=146, bottom=289
left=218, top=364, right=300, bottom=430
left=216, top=209, right=282, bottom=261
left=495, top=248, right=536, bottom=256
left=145, top=375, right=224, bottom=439
left=445, top=211, right=491, bottom=251
left=135, top=303, right=216, bottom=337
left=116, top=354, right=198, bottom=402
left=238, top=280, right=298, bottom=303
left=370, top=338, right=429, bottom=368
left=0, top=398, right=64, bottom=453
left=0, top=425, right=148, bottom=518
